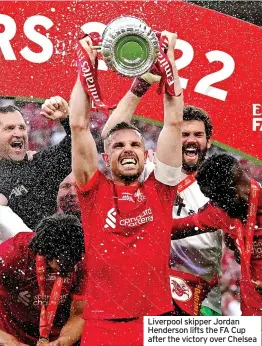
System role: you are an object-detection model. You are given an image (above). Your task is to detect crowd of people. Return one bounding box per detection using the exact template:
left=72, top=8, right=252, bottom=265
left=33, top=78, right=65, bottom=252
left=3, top=99, right=261, bottom=183
left=0, top=99, right=256, bottom=314
left=0, top=30, right=261, bottom=345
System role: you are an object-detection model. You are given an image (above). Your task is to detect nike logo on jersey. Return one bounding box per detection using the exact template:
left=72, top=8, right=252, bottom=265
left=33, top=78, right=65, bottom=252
left=134, top=189, right=146, bottom=202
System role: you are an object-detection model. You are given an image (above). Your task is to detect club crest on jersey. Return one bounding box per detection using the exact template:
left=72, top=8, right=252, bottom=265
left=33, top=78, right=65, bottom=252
left=170, top=276, right=192, bottom=302
left=134, top=189, right=146, bottom=202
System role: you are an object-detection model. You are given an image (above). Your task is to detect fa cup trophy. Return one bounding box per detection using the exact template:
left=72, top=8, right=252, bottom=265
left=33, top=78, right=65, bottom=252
left=94, top=16, right=160, bottom=77
left=76, top=16, right=176, bottom=115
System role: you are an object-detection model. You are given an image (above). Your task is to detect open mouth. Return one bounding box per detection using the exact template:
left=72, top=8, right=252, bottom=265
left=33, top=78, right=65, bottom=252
left=120, top=158, right=137, bottom=166
left=184, top=148, right=198, bottom=158
left=10, top=140, right=24, bottom=150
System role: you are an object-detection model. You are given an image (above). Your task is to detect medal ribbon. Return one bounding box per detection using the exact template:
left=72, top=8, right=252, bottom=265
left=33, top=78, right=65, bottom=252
left=177, top=173, right=196, bottom=194
left=36, top=255, right=63, bottom=340
left=235, top=180, right=259, bottom=281
left=76, top=31, right=179, bottom=113
left=76, top=35, right=116, bottom=116
left=154, top=32, right=178, bottom=96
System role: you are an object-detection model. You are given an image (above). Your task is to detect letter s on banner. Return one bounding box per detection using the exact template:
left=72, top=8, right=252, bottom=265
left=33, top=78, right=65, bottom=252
left=20, top=15, right=54, bottom=63
left=81, top=21, right=107, bottom=71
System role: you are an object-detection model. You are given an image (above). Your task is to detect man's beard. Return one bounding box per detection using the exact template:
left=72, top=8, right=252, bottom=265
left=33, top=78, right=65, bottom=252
left=182, top=145, right=207, bottom=173
left=119, top=172, right=141, bottom=183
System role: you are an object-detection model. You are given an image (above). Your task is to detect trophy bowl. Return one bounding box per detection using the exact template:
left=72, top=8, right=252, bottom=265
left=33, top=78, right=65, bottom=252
left=100, top=16, right=159, bottom=77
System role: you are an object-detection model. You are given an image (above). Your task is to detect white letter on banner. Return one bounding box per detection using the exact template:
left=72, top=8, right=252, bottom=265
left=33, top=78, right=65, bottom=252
left=253, top=104, right=262, bottom=116
left=194, top=50, right=235, bottom=101
left=0, top=14, right=17, bottom=60
left=20, top=15, right=54, bottom=63
left=253, top=118, right=262, bottom=131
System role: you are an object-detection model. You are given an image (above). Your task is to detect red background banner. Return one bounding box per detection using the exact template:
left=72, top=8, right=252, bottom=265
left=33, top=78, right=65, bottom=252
left=0, top=1, right=261, bottom=161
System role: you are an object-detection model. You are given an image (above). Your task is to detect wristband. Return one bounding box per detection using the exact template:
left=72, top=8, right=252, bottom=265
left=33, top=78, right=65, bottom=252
left=130, top=76, right=151, bottom=98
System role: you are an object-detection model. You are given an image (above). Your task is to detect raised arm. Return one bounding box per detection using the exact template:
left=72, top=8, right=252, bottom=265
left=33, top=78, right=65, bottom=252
left=69, top=37, right=98, bottom=187
left=41, top=95, right=71, bottom=136
left=101, top=91, right=140, bottom=139
left=35, top=96, right=72, bottom=175
left=156, top=32, right=183, bottom=168
left=40, top=96, right=69, bottom=123
left=101, top=73, right=159, bottom=139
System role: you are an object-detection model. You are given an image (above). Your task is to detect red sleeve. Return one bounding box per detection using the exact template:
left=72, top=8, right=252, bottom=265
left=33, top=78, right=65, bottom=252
left=77, top=170, right=107, bottom=215
left=171, top=202, right=236, bottom=238
left=0, top=232, right=33, bottom=285
left=77, top=170, right=102, bottom=194
left=193, top=203, right=235, bottom=235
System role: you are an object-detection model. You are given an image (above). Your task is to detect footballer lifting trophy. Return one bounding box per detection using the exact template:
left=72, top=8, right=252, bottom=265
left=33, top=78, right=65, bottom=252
left=76, top=16, right=175, bottom=115
left=94, top=16, right=160, bottom=77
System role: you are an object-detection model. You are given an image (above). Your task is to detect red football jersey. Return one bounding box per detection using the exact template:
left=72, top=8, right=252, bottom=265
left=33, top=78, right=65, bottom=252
left=173, top=187, right=262, bottom=315
left=77, top=170, right=178, bottom=319
left=0, top=232, right=86, bottom=345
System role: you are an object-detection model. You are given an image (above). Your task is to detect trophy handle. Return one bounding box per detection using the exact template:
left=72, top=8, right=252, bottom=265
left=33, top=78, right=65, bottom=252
left=92, top=45, right=102, bottom=51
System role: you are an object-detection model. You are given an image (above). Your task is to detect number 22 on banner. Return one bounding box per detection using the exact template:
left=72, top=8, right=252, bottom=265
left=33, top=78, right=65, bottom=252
left=82, top=22, right=235, bottom=102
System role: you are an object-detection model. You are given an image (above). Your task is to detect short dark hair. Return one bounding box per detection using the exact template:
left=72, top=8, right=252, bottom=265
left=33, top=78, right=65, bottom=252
left=196, top=153, right=239, bottom=199
left=183, top=106, right=213, bottom=139
left=106, top=121, right=142, bottom=139
left=104, top=122, right=144, bottom=152
left=29, top=213, right=84, bottom=264
left=0, top=105, right=23, bottom=117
